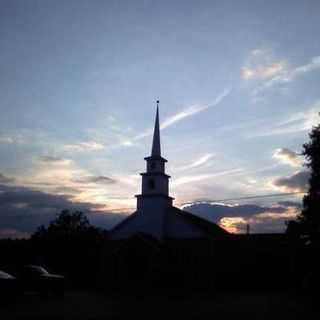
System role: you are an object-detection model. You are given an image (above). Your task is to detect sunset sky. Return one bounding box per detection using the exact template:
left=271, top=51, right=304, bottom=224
left=1, top=0, right=320, bottom=238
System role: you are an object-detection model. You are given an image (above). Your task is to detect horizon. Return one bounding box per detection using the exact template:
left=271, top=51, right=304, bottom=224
left=1, top=0, right=320, bottom=238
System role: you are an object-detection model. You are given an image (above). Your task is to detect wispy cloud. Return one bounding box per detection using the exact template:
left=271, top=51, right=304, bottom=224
left=172, top=168, right=243, bottom=187
left=177, top=153, right=214, bottom=171
left=163, top=89, right=230, bottom=129
left=0, top=136, right=15, bottom=144
left=242, top=49, right=320, bottom=96
left=254, top=55, right=320, bottom=95
left=63, top=141, right=105, bottom=152
left=128, top=88, right=230, bottom=143
left=294, top=56, right=320, bottom=74
left=242, top=62, right=286, bottom=80
left=250, top=103, right=320, bottom=138
left=242, top=49, right=287, bottom=80
left=0, top=134, right=24, bottom=144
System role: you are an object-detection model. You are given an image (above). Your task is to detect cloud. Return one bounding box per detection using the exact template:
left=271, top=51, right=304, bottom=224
left=0, top=136, right=15, bottom=144
left=0, top=134, right=24, bottom=144
left=219, top=217, right=247, bottom=233
left=242, top=49, right=287, bottom=80
left=272, top=170, right=310, bottom=192
left=160, top=104, right=209, bottom=129
left=172, top=168, right=243, bottom=187
left=290, top=56, right=320, bottom=78
left=73, top=175, right=117, bottom=185
left=273, top=148, right=302, bottom=167
left=183, top=202, right=287, bottom=220
left=0, top=173, right=15, bottom=184
left=12, top=155, right=138, bottom=213
left=183, top=201, right=300, bottom=233
left=250, top=105, right=320, bottom=137
left=178, top=153, right=214, bottom=171
left=219, top=208, right=297, bottom=234
left=63, top=141, right=105, bottom=152
left=277, top=200, right=302, bottom=208
left=278, top=106, right=320, bottom=131
left=254, top=55, right=320, bottom=95
left=242, top=62, right=286, bottom=80
left=127, top=88, right=230, bottom=144
left=0, top=184, right=125, bottom=238
left=164, top=89, right=230, bottom=128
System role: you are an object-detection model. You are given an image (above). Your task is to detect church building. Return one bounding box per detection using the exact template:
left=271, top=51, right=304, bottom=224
left=110, top=103, right=228, bottom=240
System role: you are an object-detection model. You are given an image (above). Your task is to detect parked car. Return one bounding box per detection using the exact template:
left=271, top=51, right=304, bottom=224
left=0, top=270, right=20, bottom=302
left=21, top=265, right=65, bottom=296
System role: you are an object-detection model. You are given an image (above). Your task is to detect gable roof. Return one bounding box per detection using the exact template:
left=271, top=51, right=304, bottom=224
left=109, top=206, right=230, bottom=240
left=108, top=211, right=138, bottom=236
left=166, top=206, right=230, bottom=239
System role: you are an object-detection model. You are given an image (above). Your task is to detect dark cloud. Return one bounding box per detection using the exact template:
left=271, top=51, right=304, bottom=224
left=183, top=201, right=300, bottom=233
left=73, top=175, right=117, bottom=184
left=184, top=202, right=287, bottom=223
left=0, top=184, right=126, bottom=238
left=0, top=173, right=14, bottom=184
left=277, top=201, right=302, bottom=208
left=273, top=170, right=310, bottom=192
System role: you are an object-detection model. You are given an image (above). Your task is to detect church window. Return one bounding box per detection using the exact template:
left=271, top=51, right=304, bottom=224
left=148, top=179, right=155, bottom=190
left=150, top=162, right=156, bottom=170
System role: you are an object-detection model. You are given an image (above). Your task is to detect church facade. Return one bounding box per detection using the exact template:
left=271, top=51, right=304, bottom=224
left=110, top=104, right=228, bottom=240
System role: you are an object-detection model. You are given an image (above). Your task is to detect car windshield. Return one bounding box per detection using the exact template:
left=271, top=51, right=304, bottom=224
left=0, top=270, right=14, bottom=279
left=27, top=266, right=49, bottom=275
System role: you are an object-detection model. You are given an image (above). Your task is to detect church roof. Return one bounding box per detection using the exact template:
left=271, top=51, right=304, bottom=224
left=109, top=205, right=229, bottom=240
left=166, top=206, right=229, bottom=239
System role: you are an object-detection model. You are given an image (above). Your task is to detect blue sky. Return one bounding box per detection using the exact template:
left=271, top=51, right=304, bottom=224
left=0, top=0, right=320, bottom=237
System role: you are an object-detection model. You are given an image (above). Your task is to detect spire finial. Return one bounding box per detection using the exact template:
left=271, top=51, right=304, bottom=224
left=151, top=100, right=161, bottom=157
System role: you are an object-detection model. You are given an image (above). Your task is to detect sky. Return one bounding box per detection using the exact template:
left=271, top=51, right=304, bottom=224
left=0, top=0, right=320, bottom=238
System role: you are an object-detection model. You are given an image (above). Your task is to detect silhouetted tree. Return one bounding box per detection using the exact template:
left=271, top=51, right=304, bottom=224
left=31, top=210, right=106, bottom=287
left=32, top=209, right=99, bottom=240
left=286, top=220, right=302, bottom=240
left=298, top=115, right=320, bottom=238
left=285, top=116, right=320, bottom=293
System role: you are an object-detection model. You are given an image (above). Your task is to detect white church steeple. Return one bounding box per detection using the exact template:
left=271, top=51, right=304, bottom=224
left=151, top=101, right=161, bottom=157
left=135, top=101, right=173, bottom=211
left=109, top=100, right=229, bottom=240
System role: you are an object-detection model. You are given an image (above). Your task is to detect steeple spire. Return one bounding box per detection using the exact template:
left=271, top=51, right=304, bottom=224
left=151, top=100, right=161, bottom=157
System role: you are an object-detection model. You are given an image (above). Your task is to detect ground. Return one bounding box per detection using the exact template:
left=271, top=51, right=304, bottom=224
left=0, top=290, right=317, bottom=320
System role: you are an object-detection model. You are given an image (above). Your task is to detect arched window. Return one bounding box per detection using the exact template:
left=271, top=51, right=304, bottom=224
left=148, top=179, right=155, bottom=190
left=150, top=162, right=156, bottom=170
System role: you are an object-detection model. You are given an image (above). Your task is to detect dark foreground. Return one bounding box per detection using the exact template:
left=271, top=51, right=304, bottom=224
left=0, top=290, right=318, bottom=320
